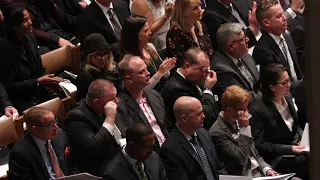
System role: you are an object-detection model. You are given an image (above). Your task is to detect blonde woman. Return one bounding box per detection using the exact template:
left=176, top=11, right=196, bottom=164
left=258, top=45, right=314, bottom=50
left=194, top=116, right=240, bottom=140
left=75, top=33, right=122, bottom=100
left=166, top=0, right=213, bottom=71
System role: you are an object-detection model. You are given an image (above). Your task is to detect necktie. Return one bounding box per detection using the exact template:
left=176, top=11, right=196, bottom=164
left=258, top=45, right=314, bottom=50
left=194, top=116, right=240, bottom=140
left=237, top=59, right=254, bottom=87
left=46, top=141, right=64, bottom=178
left=190, top=135, right=215, bottom=180
left=279, top=38, right=298, bottom=81
left=107, top=9, right=122, bottom=40
left=228, top=5, right=247, bottom=29
left=136, top=162, right=148, bottom=180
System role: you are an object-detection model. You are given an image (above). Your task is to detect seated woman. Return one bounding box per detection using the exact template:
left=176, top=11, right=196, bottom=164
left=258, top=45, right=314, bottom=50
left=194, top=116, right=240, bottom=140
left=166, top=0, right=213, bottom=71
left=250, top=64, right=308, bottom=179
left=0, top=5, right=63, bottom=113
left=75, top=33, right=122, bottom=101
left=120, top=15, right=176, bottom=91
left=131, top=0, right=173, bottom=51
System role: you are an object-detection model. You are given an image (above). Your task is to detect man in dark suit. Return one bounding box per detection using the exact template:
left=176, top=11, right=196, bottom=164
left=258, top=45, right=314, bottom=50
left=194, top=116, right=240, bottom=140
left=202, top=0, right=260, bottom=51
left=0, top=83, right=18, bottom=116
left=103, top=123, right=167, bottom=180
left=161, top=47, right=218, bottom=130
left=76, top=0, right=130, bottom=60
left=212, top=23, right=259, bottom=105
left=117, top=56, right=169, bottom=150
left=63, top=79, right=129, bottom=176
left=9, top=107, right=77, bottom=179
left=209, top=85, right=277, bottom=177
left=253, top=1, right=303, bottom=83
left=159, top=96, right=227, bottom=180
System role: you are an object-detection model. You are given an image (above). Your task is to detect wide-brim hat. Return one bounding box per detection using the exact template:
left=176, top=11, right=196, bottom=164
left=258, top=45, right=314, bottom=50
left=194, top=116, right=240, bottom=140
left=83, top=33, right=112, bottom=57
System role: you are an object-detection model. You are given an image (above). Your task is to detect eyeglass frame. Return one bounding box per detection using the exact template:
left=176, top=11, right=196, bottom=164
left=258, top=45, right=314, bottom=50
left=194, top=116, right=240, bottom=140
left=276, top=79, right=291, bottom=86
left=90, top=51, right=111, bottom=60
left=34, top=118, right=58, bottom=128
left=230, top=35, right=248, bottom=44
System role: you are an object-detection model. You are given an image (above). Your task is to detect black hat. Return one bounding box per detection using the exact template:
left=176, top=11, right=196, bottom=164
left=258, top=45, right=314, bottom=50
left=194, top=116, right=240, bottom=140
left=83, top=33, right=112, bottom=57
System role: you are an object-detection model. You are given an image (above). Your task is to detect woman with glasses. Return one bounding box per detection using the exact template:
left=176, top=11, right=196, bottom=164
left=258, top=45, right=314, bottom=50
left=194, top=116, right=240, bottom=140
left=166, top=0, right=213, bottom=72
left=249, top=63, right=308, bottom=179
left=75, top=33, right=122, bottom=100
left=120, top=15, right=176, bottom=91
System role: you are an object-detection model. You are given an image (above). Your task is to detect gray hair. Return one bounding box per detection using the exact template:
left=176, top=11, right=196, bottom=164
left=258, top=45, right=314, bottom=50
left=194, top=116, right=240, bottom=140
left=216, top=23, right=244, bottom=50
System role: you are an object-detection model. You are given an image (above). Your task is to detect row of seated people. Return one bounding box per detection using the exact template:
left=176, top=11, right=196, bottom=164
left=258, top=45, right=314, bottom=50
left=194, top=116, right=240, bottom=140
left=8, top=73, right=308, bottom=179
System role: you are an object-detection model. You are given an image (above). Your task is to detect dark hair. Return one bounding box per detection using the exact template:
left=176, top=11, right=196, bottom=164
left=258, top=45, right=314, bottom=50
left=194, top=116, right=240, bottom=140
left=120, top=15, right=147, bottom=59
left=126, top=123, right=154, bottom=143
left=25, top=107, right=53, bottom=126
left=3, top=4, right=26, bottom=37
left=256, top=0, right=279, bottom=26
left=86, top=79, right=114, bottom=100
left=181, top=47, right=207, bottom=67
left=256, top=63, right=287, bottom=99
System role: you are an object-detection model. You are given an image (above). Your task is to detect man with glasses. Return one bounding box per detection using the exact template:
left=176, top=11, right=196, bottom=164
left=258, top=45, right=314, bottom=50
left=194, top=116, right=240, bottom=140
left=212, top=23, right=260, bottom=106
left=64, top=79, right=128, bottom=176
left=161, top=47, right=218, bottom=130
left=9, top=107, right=77, bottom=179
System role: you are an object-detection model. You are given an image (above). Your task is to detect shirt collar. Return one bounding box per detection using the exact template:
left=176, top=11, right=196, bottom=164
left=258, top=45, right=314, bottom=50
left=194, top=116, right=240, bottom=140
left=31, top=134, right=47, bottom=149
left=272, top=97, right=288, bottom=110
left=225, top=53, right=240, bottom=66
left=268, top=33, right=285, bottom=46
left=176, top=124, right=197, bottom=141
left=176, top=68, right=186, bottom=79
left=219, top=112, right=238, bottom=131
left=95, top=0, right=113, bottom=15
left=218, top=0, right=231, bottom=9
left=122, top=145, right=138, bottom=166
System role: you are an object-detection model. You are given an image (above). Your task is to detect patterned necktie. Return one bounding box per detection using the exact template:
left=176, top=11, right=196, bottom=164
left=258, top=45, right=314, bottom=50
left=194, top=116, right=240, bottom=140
left=190, top=135, right=215, bottom=180
left=46, top=141, right=64, bottom=178
left=107, top=8, right=122, bottom=41
left=279, top=38, right=298, bottom=81
left=136, top=162, right=148, bottom=180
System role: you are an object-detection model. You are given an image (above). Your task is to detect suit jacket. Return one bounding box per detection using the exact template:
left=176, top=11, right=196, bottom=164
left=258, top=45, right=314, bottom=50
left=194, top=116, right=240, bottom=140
left=159, top=128, right=227, bottom=180
left=63, top=99, right=129, bottom=176
left=211, top=51, right=259, bottom=100
left=209, top=115, right=270, bottom=176
left=103, top=151, right=167, bottom=180
left=76, top=0, right=130, bottom=58
left=161, top=72, right=218, bottom=130
left=252, top=31, right=302, bottom=80
left=202, top=0, right=256, bottom=51
left=0, top=83, right=12, bottom=110
left=9, top=128, right=76, bottom=180
left=117, top=88, right=169, bottom=150
left=0, top=35, right=50, bottom=113
left=249, top=96, right=303, bottom=163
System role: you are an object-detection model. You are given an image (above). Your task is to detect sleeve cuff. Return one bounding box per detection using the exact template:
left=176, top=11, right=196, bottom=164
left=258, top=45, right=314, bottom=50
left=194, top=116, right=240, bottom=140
left=254, top=30, right=262, bottom=41
left=239, top=126, right=252, bottom=137
left=203, top=89, right=213, bottom=96
left=83, top=0, right=91, bottom=5
left=286, top=8, right=297, bottom=19
left=262, top=167, right=273, bottom=176
left=102, top=122, right=115, bottom=135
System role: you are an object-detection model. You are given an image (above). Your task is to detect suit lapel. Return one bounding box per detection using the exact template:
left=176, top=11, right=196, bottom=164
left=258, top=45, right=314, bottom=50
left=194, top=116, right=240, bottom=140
left=113, top=1, right=127, bottom=25
left=51, top=136, right=68, bottom=175
left=144, top=159, right=155, bottom=180
left=27, top=134, right=50, bottom=179
left=143, top=89, right=164, bottom=128
left=119, top=154, right=140, bottom=180
left=173, top=73, right=202, bottom=99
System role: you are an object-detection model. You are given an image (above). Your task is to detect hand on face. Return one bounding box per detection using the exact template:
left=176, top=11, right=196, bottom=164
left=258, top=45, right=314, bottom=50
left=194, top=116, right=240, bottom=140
left=204, top=70, right=217, bottom=89
left=237, top=110, right=250, bottom=127
left=248, top=1, right=260, bottom=35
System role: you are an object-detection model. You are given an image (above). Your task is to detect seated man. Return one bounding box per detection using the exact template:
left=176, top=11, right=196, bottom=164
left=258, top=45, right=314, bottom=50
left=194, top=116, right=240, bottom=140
left=209, top=85, right=277, bottom=177
left=212, top=23, right=260, bottom=104
left=159, top=96, right=227, bottom=180
left=161, top=47, right=218, bottom=129
left=64, top=79, right=130, bottom=176
left=117, top=56, right=169, bottom=150
left=103, top=123, right=167, bottom=180
left=9, top=107, right=77, bottom=179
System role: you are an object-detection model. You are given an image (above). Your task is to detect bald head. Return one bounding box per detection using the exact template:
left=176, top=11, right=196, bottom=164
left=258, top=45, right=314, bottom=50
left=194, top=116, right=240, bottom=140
left=173, top=96, right=201, bottom=121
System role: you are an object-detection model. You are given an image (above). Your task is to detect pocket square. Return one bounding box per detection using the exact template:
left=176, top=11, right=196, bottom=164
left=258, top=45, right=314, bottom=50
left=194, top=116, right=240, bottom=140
left=65, top=147, right=70, bottom=157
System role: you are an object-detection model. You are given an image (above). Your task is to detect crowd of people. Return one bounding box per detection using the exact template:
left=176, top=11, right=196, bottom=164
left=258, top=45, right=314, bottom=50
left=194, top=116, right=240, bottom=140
left=0, top=0, right=308, bottom=179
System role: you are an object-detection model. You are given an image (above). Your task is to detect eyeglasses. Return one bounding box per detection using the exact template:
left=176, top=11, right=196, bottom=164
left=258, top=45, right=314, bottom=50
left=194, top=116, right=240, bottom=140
left=231, top=36, right=247, bottom=44
left=34, top=118, right=58, bottom=128
left=276, top=79, right=291, bottom=86
left=91, top=51, right=111, bottom=60
left=193, top=65, right=210, bottom=72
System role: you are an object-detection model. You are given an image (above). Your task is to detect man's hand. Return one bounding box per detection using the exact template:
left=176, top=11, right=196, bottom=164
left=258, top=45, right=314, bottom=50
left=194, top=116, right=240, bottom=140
left=291, top=0, right=304, bottom=12
left=58, top=38, right=75, bottom=48
left=266, top=169, right=278, bottom=176
left=104, top=101, right=118, bottom=125
left=204, top=70, right=217, bottom=89
left=79, top=1, right=88, bottom=8
left=292, top=145, right=306, bottom=154
left=237, top=110, right=250, bottom=127
left=248, top=1, right=260, bottom=35
left=5, top=107, right=18, bottom=117
left=37, top=74, right=61, bottom=85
